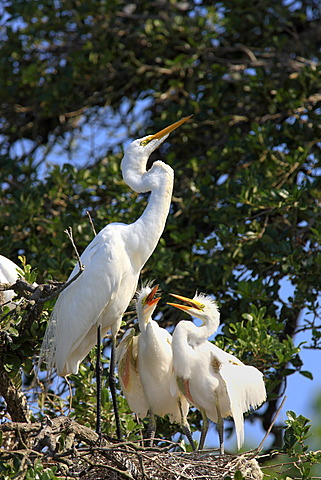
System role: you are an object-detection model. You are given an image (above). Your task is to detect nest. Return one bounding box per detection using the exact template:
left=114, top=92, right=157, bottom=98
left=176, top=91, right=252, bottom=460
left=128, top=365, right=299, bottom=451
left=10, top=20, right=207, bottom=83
left=0, top=416, right=263, bottom=480
left=77, top=449, right=264, bottom=480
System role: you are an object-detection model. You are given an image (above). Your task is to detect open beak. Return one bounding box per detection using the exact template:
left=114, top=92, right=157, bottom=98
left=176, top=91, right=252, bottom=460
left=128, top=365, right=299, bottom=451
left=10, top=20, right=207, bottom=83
left=141, top=115, right=192, bottom=146
left=146, top=285, right=161, bottom=307
left=167, top=293, right=203, bottom=312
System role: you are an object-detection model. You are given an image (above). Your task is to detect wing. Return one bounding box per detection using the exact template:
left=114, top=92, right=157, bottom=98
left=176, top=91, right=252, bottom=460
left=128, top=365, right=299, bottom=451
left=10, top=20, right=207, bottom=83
left=116, top=328, right=137, bottom=364
left=218, top=361, right=266, bottom=450
left=116, top=329, right=148, bottom=419
left=0, top=255, right=20, bottom=283
left=0, top=256, right=20, bottom=306
left=209, top=343, right=244, bottom=366
left=40, top=224, right=137, bottom=376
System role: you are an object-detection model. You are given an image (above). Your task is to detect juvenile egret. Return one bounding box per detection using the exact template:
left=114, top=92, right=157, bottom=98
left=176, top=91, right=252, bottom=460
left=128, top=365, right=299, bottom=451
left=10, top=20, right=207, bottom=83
left=0, top=255, right=21, bottom=309
left=39, top=115, right=192, bottom=438
left=168, top=293, right=266, bottom=453
left=116, top=285, right=194, bottom=449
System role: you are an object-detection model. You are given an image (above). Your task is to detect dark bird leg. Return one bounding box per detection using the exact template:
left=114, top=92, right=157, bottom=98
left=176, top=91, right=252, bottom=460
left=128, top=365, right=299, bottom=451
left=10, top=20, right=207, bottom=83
left=109, top=336, right=122, bottom=440
left=216, top=400, right=224, bottom=455
left=217, top=415, right=224, bottom=455
left=199, top=409, right=209, bottom=450
left=96, top=324, right=102, bottom=440
left=179, top=399, right=196, bottom=451
left=147, top=410, right=156, bottom=447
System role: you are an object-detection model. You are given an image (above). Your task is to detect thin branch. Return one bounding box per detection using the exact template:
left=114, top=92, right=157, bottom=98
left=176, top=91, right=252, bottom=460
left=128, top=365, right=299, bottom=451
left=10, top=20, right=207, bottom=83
left=87, top=210, right=97, bottom=236
left=79, top=455, right=136, bottom=480
left=37, top=270, right=83, bottom=304
left=64, top=227, right=84, bottom=272
left=35, top=226, right=87, bottom=303
left=252, top=395, right=287, bottom=455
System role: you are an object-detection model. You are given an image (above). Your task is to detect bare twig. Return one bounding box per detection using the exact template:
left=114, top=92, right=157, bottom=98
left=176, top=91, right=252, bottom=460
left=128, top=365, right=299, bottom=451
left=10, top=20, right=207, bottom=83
left=64, top=227, right=84, bottom=272
left=37, top=270, right=83, bottom=304
left=30, top=226, right=87, bottom=303
left=252, top=395, right=287, bottom=455
left=87, top=210, right=97, bottom=236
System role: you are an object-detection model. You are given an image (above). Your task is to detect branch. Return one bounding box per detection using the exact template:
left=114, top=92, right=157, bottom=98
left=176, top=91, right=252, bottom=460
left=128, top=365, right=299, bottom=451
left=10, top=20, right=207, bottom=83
left=0, top=359, right=30, bottom=423
left=1, top=227, right=85, bottom=311
left=64, top=226, right=84, bottom=273
left=253, top=396, right=287, bottom=454
left=87, top=210, right=97, bottom=236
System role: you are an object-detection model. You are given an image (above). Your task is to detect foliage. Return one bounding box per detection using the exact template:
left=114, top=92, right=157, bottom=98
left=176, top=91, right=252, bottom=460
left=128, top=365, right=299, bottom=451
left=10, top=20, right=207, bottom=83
left=260, top=411, right=321, bottom=479
left=1, top=0, right=321, bottom=477
left=0, top=456, right=59, bottom=480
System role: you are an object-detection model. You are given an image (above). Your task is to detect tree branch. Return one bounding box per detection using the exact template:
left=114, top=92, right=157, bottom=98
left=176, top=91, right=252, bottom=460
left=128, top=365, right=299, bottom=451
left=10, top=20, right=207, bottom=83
left=0, top=359, right=30, bottom=423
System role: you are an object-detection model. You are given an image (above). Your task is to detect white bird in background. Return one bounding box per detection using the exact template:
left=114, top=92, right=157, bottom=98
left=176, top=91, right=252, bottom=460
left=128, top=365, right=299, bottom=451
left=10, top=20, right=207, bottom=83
left=168, top=293, right=266, bottom=453
left=39, top=115, right=192, bottom=438
left=0, top=255, right=21, bottom=309
left=116, top=285, right=194, bottom=449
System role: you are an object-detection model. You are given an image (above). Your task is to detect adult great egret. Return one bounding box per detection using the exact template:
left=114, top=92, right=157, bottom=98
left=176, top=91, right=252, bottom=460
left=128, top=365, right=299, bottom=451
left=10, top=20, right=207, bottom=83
left=116, top=285, right=194, bottom=449
left=0, top=255, right=21, bottom=309
left=168, top=293, right=266, bottom=453
left=39, top=115, right=191, bottom=438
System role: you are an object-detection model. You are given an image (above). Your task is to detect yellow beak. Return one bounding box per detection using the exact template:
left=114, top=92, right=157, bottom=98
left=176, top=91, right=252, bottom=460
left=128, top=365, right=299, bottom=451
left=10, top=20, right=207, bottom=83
left=167, top=293, right=204, bottom=312
left=167, top=302, right=192, bottom=313
left=141, top=115, right=192, bottom=146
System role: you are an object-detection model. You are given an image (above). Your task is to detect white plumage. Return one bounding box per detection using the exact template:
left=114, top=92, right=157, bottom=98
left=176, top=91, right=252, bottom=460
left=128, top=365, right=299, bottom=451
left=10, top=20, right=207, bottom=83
left=116, top=327, right=149, bottom=419
left=116, top=285, right=194, bottom=448
left=0, top=255, right=21, bottom=309
left=169, top=293, right=266, bottom=453
left=39, top=116, right=191, bottom=378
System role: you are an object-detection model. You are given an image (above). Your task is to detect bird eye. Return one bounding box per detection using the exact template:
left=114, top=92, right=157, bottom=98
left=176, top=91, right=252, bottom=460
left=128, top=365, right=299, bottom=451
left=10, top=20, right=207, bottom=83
left=194, top=302, right=205, bottom=311
left=140, top=136, right=153, bottom=147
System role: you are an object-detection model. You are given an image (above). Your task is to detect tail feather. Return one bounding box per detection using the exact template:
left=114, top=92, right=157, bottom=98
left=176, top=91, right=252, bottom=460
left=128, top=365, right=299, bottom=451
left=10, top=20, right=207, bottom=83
left=37, top=308, right=58, bottom=381
left=220, top=364, right=266, bottom=449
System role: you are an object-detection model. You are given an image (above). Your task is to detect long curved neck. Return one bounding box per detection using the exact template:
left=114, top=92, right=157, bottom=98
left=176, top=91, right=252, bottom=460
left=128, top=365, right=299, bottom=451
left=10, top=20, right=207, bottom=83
left=122, top=153, right=174, bottom=268
left=134, top=173, right=173, bottom=264
left=138, top=312, right=150, bottom=334
left=193, top=320, right=214, bottom=344
left=172, top=321, right=195, bottom=378
left=178, top=317, right=214, bottom=347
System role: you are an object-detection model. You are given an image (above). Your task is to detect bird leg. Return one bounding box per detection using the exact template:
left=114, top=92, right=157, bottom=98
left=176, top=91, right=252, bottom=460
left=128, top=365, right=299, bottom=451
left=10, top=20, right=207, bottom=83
left=96, top=324, right=102, bottom=440
left=179, top=399, right=196, bottom=451
left=109, top=336, right=122, bottom=440
left=147, top=410, right=156, bottom=447
left=198, top=408, right=209, bottom=450
left=215, top=400, right=224, bottom=455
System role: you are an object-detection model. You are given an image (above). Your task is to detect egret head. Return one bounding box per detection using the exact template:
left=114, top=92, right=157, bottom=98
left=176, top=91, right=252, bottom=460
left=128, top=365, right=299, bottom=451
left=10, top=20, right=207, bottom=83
left=124, top=115, right=192, bottom=158
left=136, top=284, right=161, bottom=324
left=167, top=293, right=220, bottom=331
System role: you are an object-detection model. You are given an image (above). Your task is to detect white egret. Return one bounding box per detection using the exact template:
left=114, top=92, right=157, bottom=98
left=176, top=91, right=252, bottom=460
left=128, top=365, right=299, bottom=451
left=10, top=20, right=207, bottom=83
left=0, top=255, right=21, bottom=309
left=39, top=115, right=192, bottom=438
left=116, top=285, right=194, bottom=449
left=168, top=293, right=266, bottom=453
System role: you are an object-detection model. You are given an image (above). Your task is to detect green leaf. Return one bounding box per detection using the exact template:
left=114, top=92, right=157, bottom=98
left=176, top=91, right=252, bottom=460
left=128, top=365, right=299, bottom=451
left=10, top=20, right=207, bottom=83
left=299, top=370, right=313, bottom=380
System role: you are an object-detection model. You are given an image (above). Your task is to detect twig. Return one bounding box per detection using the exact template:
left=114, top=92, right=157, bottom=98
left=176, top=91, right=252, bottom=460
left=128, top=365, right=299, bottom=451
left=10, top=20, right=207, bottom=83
left=64, top=227, right=84, bottom=272
left=251, top=395, right=287, bottom=455
left=177, top=462, right=193, bottom=480
left=87, top=210, right=97, bottom=236
left=36, top=272, right=83, bottom=304
left=30, top=226, right=88, bottom=304
left=80, top=455, right=136, bottom=480
left=137, top=451, right=148, bottom=480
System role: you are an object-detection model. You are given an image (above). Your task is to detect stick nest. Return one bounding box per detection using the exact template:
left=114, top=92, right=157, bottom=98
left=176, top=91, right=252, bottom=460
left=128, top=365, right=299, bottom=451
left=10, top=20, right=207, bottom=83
left=1, top=416, right=263, bottom=480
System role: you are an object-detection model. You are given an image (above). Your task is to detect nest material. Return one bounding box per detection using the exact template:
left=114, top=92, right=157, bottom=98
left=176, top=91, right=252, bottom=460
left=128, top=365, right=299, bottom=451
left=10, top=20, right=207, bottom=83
left=0, top=416, right=263, bottom=480
left=78, top=450, right=263, bottom=480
